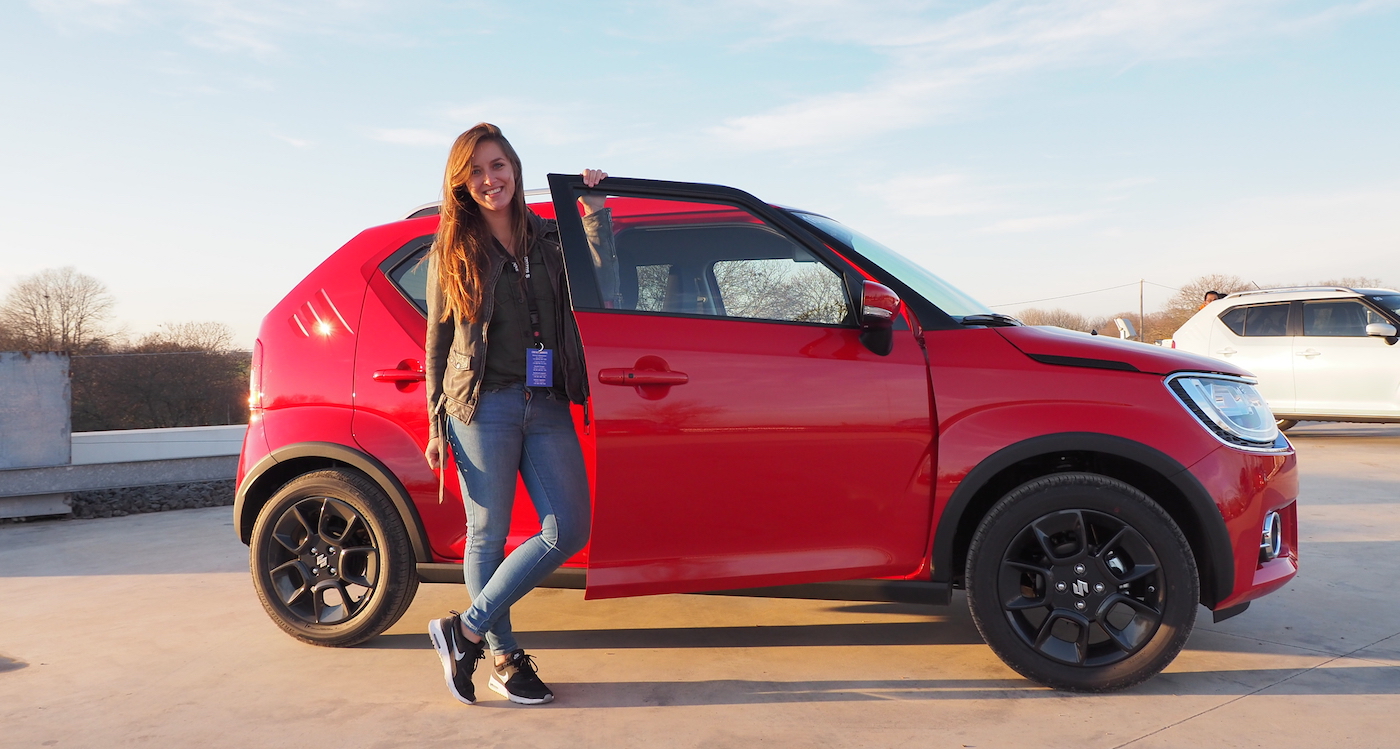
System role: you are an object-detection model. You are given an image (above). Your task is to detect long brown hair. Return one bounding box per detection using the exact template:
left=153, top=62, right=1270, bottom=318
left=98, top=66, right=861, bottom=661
left=433, top=123, right=531, bottom=323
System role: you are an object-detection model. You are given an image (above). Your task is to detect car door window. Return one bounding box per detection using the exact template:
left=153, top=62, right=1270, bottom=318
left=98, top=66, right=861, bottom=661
left=579, top=197, right=850, bottom=325
left=1220, top=303, right=1289, bottom=336
left=1303, top=301, right=1371, bottom=337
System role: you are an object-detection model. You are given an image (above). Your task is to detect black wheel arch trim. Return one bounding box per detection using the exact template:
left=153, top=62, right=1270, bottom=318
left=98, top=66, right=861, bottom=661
left=235, top=441, right=432, bottom=564
left=933, top=432, right=1236, bottom=609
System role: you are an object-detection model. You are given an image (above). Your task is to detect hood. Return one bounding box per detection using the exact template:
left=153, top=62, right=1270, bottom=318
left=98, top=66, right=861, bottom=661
left=997, top=325, right=1253, bottom=378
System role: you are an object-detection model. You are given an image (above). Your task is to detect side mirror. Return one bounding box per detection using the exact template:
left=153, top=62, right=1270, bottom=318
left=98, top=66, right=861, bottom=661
left=859, top=280, right=901, bottom=356
left=1366, top=322, right=1398, bottom=344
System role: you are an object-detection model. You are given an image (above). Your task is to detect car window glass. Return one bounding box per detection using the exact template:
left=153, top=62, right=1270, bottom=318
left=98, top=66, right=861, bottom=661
left=1222, top=303, right=1288, bottom=337
left=1367, top=294, right=1400, bottom=318
left=635, top=264, right=671, bottom=312
left=1220, top=307, right=1247, bottom=336
left=1303, top=300, right=1370, bottom=337
left=388, top=243, right=432, bottom=315
left=793, top=212, right=992, bottom=319
left=572, top=195, right=850, bottom=325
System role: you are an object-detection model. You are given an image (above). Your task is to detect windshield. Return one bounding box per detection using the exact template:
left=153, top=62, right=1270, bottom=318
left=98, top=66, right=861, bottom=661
left=1367, top=294, right=1400, bottom=319
left=792, top=212, right=993, bottom=319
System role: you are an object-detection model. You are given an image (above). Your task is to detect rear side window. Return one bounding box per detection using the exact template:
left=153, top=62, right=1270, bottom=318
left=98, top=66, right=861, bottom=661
left=1219, top=303, right=1289, bottom=336
left=387, top=242, right=432, bottom=315
left=1303, top=300, right=1376, bottom=337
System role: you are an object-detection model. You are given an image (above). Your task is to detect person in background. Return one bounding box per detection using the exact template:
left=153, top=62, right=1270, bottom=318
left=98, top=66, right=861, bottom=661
left=1199, top=290, right=1222, bottom=310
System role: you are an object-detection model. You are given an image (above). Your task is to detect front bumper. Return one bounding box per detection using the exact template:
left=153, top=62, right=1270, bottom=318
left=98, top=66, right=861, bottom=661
left=1188, top=442, right=1299, bottom=610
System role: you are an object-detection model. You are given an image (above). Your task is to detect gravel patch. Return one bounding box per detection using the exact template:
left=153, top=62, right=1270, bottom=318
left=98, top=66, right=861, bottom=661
left=1, top=480, right=235, bottom=524
left=69, top=480, right=235, bottom=519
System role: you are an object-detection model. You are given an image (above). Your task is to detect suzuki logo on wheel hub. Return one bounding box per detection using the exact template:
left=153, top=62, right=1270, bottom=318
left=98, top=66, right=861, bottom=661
left=1072, top=579, right=1089, bottom=597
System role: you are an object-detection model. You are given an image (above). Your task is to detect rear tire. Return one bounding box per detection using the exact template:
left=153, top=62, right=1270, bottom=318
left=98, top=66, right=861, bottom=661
left=249, top=469, right=420, bottom=646
left=966, top=472, right=1198, bottom=692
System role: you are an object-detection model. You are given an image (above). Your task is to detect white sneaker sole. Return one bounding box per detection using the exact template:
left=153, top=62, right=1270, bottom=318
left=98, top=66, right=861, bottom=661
left=489, top=673, right=554, bottom=705
left=428, top=618, right=476, bottom=705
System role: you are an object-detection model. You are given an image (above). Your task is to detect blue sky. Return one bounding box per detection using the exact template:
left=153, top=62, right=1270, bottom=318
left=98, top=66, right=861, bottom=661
left=2, top=0, right=1397, bottom=347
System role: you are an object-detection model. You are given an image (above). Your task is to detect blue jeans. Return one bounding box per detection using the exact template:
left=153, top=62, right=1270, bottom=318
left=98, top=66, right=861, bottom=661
left=445, top=385, right=591, bottom=655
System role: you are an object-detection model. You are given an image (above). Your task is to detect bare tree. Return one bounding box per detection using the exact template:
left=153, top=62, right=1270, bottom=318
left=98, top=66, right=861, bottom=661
left=1157, top=274, right=1254, bottom=334
left=1015, top=307, right=1094, bottom=332
left=0, top=267, right=114, bottom=351
left=1309, top=276, right=1389, bottom=290
left=136, top=321, right=236, bottom=353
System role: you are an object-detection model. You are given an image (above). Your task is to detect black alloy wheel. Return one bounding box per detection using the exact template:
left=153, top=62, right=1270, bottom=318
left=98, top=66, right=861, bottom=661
left=967, top=472, right=1198, bottom=692
left=250, top=469, right=419, bottom=646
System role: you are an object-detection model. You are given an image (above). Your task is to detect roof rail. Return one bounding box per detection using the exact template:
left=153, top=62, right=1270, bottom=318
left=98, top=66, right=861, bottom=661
left=398, top=188, right=551, bottom=221
left=1226, top=286, right=1357, bottom=298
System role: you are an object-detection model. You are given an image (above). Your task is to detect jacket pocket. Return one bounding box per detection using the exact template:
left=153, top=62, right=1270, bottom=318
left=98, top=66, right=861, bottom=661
left=448, top=352, right=475, bottom=371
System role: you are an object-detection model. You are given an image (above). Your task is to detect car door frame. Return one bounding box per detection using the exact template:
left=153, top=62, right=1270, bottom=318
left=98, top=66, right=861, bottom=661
left=547, top=174, right=944, bottom=598
left=546, top=174, right=961, bottom=333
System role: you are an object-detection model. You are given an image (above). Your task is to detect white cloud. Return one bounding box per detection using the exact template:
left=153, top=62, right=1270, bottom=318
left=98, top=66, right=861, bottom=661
left=445, top=100, right=591, bottom=148
left=272, top=133, right=312, bottom=148
left=862, top=173, right=1002, bottom=217
left=26, top=0, right=400, bottom=57
left=707, top=0, right=1397, bottom=150
left=979, top=211, right=1097, bottom=233
left=371, top=128, right=454, bottom=147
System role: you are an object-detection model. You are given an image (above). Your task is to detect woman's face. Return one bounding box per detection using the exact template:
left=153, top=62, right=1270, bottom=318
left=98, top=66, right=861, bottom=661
left=464, top=140, right=516, bottom=214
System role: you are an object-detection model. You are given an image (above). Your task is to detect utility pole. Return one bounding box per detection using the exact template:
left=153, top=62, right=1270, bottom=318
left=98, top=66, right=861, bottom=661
left=1139, top=279, right=1145, bottom=342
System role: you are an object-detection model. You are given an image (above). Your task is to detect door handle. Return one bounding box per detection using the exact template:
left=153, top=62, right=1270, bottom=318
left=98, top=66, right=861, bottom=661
left=1296, top=349, right=1322, bottom=359
left=598, top=369, right=689, bottom=386
left=1216, top=348, right=1237, bottom=357
left=373, top=360, right=426, bottom=383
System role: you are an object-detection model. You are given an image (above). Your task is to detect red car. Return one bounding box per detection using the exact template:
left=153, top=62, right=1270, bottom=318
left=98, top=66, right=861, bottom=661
left=236, top=176, right=1298, bottom=691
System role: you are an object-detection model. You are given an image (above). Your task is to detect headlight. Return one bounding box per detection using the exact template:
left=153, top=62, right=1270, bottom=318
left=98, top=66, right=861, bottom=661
left=1167, top=374, right=1279, bottom=447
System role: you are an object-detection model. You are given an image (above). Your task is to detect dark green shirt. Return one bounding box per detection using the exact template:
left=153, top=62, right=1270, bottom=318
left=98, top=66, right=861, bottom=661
left=481, top=238, right=564, bottom=392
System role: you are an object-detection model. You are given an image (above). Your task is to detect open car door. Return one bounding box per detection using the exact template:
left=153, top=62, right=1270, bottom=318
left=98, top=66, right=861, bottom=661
left=549, top=175, right=937, bottom=600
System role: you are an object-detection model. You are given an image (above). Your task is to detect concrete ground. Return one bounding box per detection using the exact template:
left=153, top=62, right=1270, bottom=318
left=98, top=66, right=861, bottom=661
left=2, top=423, right=1398, bottom=749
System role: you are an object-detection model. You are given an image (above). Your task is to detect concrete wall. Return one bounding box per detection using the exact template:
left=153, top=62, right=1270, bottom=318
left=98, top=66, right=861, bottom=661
left=0, top=352, right=71, bottom=470
left=71, top=425, right=246, bottom=464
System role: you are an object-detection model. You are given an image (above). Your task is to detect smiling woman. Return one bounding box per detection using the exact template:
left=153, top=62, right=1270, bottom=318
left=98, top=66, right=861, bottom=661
left=420, top=123, right=610, bottom=707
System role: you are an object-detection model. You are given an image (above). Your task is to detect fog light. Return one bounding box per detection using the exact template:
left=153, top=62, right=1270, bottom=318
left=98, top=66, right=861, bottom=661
left=1260, top=511, right=1283, bottom=562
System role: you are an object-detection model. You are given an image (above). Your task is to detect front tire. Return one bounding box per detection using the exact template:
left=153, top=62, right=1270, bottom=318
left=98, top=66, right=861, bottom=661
left=1276, top=419, right=1298, bottom=431
left=249, top=469, right=420, bottom=646
left=966, top=473, right=1198, bottom=691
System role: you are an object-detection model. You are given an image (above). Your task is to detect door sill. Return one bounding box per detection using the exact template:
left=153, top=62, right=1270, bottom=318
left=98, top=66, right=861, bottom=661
left=419, top=564, right=951, bottom=605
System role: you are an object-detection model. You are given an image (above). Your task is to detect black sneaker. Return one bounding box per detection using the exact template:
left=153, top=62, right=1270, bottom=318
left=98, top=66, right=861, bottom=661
left=428, top=612, right=484, bottom=705
left=489, top=650, right=555, bottom=705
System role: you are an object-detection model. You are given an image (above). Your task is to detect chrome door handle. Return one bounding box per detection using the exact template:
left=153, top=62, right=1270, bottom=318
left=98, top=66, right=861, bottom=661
left=1217, top=348, right=1237, bottom=357
left=1296, top=349, right=1322, bottom=359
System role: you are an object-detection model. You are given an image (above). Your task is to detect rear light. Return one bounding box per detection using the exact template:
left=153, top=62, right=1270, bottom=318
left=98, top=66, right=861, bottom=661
left=249, top=339, right=264, bottom=417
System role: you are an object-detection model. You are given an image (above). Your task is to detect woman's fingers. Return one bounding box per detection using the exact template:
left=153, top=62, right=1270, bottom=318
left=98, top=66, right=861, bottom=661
left=581, top=169, right=608, bottom=187
left=424, top=437, right=441, bottom=469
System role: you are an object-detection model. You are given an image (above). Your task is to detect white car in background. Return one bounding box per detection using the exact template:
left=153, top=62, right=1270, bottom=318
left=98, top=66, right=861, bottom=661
left=1172, top=287, right=1400, bottom=429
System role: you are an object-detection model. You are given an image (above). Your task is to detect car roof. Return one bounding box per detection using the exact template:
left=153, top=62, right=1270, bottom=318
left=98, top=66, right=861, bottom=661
left=399, top=188, right=553, bottom=220
left=1222, top=286, right=1400, bottom=303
